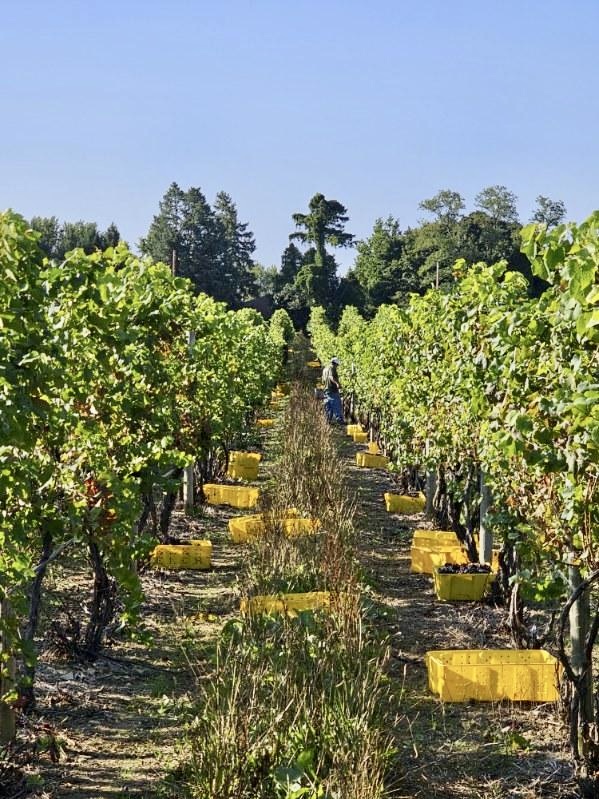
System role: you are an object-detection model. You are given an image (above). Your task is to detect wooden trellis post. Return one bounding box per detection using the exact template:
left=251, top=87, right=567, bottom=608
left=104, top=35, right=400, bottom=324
left=568, top=561, right=594, bottom=762
left=479, top=469, right=492, bottom=565
left=425, top=439, right=436, bottom=517
left=183, top=330, right=196, bottom=514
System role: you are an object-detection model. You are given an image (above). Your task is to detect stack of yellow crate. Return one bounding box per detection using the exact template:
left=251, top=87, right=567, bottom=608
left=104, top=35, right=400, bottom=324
left=346, top=423, right=363, bottom=436
left=409, top=529, right=467, bottom=574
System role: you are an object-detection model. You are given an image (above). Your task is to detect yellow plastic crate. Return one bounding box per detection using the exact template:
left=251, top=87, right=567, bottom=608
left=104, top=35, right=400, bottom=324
left=150, top=540, right=212, bottom=570
left=356, top=452, right=389, bottom=469
left=411, top=530, right=497, bottom=568
left=227, top=463, right=259, bottom=481
left=352, top=431, right=368, bottom=443
left=281, top=517, right=320, bottom=537
left=229, top=513, right=319, bottom=543
left=433, top=569, right=492, bottom=601
left=367, top=442, right=380, bottom=454
left=240, top=591, right=331, bottom=615
left=426, top=649, right=561, bottom=702
left=256, top=418, right=275, bottom=429
left=230, top=451, right=262, bottom=467
left=412, top=529, right=461, bottom=547
left=346, top=423, right=364, bottom=436
left=384, top=493, right=426, bottom=514
left=203, top=484, right=260, bottom=509
left=410, top=544, right=468, bottom=574
left=229, top=513, right=265, bottom=542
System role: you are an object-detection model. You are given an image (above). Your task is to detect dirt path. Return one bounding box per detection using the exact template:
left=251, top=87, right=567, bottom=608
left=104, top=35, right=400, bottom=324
left=30, top=500, right=251, bottom=798
left=341, top=432, right=578, bottom=799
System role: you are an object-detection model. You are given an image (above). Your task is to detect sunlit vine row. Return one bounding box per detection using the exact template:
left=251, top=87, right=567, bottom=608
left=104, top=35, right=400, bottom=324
left=0, top=210, right=283, bottom=682
left=309, top=214, right=598, bottom=615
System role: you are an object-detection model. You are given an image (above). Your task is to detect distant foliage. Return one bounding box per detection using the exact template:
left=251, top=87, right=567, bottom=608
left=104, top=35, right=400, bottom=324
left=531, top=195, right=567, bottom=228
left=29, top=216, right=121, bottom=260
left=267, top=186, right=567, bottom=324
left=140, top=182, right=256, bottom=307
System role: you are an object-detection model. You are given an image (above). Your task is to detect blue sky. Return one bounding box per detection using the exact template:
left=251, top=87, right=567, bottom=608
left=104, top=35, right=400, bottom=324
left=1, top=0, right=598, bottom=273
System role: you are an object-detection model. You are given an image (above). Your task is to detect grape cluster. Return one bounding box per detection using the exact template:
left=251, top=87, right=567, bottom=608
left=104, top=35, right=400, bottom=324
left=438, top=563, right=491, bottom=574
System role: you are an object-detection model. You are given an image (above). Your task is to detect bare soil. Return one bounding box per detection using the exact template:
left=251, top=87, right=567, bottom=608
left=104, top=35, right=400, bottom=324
left=10, top=502, right=245, bottom=799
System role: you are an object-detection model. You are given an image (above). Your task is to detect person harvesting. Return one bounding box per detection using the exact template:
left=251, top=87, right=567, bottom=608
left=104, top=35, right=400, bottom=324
left=322, top=356, right=344, bottom=423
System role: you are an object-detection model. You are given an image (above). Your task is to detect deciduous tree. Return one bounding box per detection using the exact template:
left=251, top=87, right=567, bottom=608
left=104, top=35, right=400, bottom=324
left=531, top=195, right=567, bottom=228
left=351, top=216, right=416, bottom=311
left=29, top=217, right=121, bottom=260
left=29, top=215, right=60, bottom=258
left=474, top=185, right=519, bottom=224
left=419, top=189, right=465, bottom=223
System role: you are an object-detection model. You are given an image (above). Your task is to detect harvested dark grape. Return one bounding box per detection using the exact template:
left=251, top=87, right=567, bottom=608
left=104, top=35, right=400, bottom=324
left=437, top=563, right=492, bottom=574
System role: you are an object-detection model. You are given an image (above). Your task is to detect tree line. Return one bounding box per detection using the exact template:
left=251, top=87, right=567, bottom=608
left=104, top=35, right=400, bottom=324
left=28, top=183, right=567, bottom=323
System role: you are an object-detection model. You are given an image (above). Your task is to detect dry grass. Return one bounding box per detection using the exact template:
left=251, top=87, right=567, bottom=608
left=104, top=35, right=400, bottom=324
left=185, top=381, right=397, bottom=798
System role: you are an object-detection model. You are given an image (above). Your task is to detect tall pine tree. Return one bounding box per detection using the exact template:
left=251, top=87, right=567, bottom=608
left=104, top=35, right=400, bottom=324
left=214, top=191, right=256, bottom=305
left=141, top=183, right=256, bottom=306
